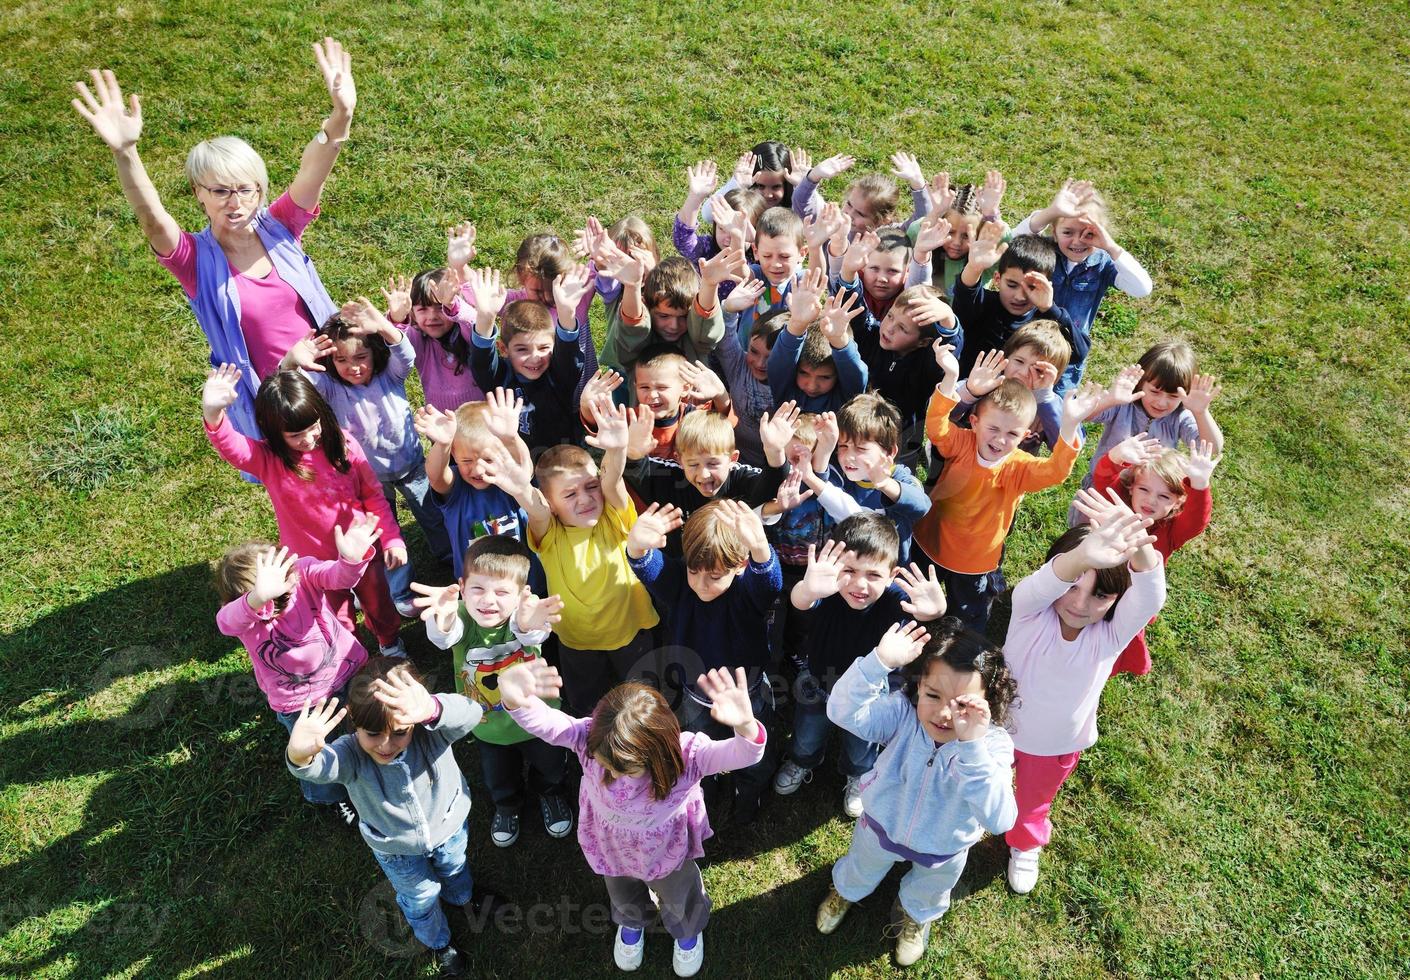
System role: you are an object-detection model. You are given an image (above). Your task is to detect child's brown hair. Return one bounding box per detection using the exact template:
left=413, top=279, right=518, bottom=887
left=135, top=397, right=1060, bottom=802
left=680, top=499, right=749, bottom=573
left=903, top=618, right=1019, bottom=727
left=501, top=299, right=555, bottom=345
left=608, top=216, right=659, bottom=263
left=892, top=283, right=944, bottom=340
left=462, top=535, right=532, bottom=587
left=347, top=657, right=426, bottom=733
left=586, top=683, right=685, bottom=801
left=975, top=379, right=1038, bottom=427
left=1044, top=527, right=1130, bottom=619
left=213, top=540, right=276, bottom=604
left=1005, top=320, right=1073, bottom=378
left=792, top=412, right=820, bottom=446
left=837, top=392, right=901, bottom=454
left=514, top=233, right=574, bottom=286
left=1138, top=339, right=1196, bottom=395
left=799, top=325, right=836, bottom=370
left=849, top=173, right=902, bottom=227
left=643, top=256, right=700, bottom=312
left=1118, top=450, right=1189, bottom=521
left=756, top=207, right=805, bottom=249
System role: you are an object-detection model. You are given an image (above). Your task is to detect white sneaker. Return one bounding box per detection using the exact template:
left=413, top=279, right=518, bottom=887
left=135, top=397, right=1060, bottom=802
left=672, top=933, right=704, bottom=977
left=815, top=885, right=852, bottom=934
left=394, top=596, right=419, bottom=619
left=773, top=760, right=812, bottom=795
left=1007, top=846, right=1041, bottom=894
left=613, top=926, right=645, bottom=971
left=842, top=776, right=865, bottom=818
left=891, top=908, right=931, bottom=967
left=379, top=639, right=407, bottom=659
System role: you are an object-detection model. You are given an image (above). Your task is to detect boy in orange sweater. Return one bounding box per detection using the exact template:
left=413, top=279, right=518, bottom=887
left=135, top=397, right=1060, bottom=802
left=911, top=342, right=1104, bottom=632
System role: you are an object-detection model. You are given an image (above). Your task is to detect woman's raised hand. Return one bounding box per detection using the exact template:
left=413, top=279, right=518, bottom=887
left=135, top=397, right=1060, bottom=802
left=313, top=38, right=356, bottom=118
left=72, top=69, right=142, bottom=152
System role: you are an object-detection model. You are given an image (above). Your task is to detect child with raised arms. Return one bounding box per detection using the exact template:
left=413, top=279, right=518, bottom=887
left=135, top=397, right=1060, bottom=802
left=952, top=320, right=1074, bottom=455
left=381, top=264, right=482, bottom=413
left=816, top=619, right=1017, bottom=967
left=907, top=172, right=1006, bottom=295
left=790, top=149, right=932, bottom=239
left=498, top=659, right=766, bottom=977
left=767, top=267, right=868, bottom=413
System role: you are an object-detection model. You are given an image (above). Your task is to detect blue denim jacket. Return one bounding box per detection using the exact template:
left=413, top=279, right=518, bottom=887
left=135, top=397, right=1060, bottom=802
left=1051, top=251, right=1120, bottom=395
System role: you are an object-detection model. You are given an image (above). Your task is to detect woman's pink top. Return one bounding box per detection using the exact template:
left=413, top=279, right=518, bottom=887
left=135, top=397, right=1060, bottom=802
left=204, top=413, right=405, bottom=560
left=216, top=553, right=371, bottom=713
left=510, top=699, right=766, bottom=881
left=157, top=193, right=320, bottom=379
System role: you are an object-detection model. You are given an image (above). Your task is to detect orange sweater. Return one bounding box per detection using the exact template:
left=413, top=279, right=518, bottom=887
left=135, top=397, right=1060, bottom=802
left=913, top=390, right=1078, bottom=574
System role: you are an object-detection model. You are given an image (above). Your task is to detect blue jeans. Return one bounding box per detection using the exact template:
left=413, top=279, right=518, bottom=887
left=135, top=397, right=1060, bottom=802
left=371, top=820, right=474, bottom=951
left=788, top=688, right=878, bottom=777
left=275, top=686, right=350, bottom=805
left=381, top=459, right=452, bottom=604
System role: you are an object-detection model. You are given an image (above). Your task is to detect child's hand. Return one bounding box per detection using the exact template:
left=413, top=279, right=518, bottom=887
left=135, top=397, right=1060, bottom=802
left=819, top=290, right=861, bottom=348
left=1071, top=488, right=1157, bottom=564
left=687, top=159, right=719, bottom=199
left=286, top=697, right=347, bottom=765
left=1178, top=373, right=1222, bottom=415
left=895, top=563, right=947, bottom=621
left=929, top=171, right=955, bottom=215
left=821, top=202, right=851, bottom=256
left=874, top=620, right=932, bottom=670
left=951, top=693, right=991, bottom=741
left=1078, top=213, right=1118, bottom=254
left=680, top=361, right=727, bottom=406
left=552, top=262, right=594, bottom=316
left=382, top=274, right=413, bottom=323
left=841, top=229, right=880, bottom=278
left=411, top=581, right=460, bottom=635
left=584, top=396, right=630, bottom=451
left=1050, top=179, right=1096, bottom=220
left=334, top=512, right=383, bottom=562
left=1108, top=364, right=1145, bottom=405
left=498, top=658, right=563, bottom=710
left=384, top=546, right=408, bottom=570
left=759, top=400, right=802, bottom=460
left=786, top=266, right=828, bottom=327
left=933, top=341, right=960, bottom=380
left=484, top=387, right=525, bottom=443
left=284, top=331, right=335, bottom=372
left=889, top=150, right=926, bottom=191
left=814, top=411, right=840, bottom=460
left=965, top=350, right=1008, bottom=397
left=429, top=267, right=465, bottom=308
left=700, top=245, right=748, bottom=289
left=340, top=296, right=392, bottom=336
left=906, top=293, right=956, bottom=331
left=573, top=215, right=606, bottom=259
left=447, top=221, right=477, bottom=271
left=414, top=404, right=458, bottom=447
left=593, top=239, right=645, bottom=287
left=698, top=666, right=758, bottom=736
left=1022, top=271, right=1054, bottom=311
left=801, top=539, right=848, bottom=600
left=1109, top=433, right=1164, bottom=467
left=580, top=367, right=623, bottom=407
left=715, top=499, right=770, bottom=557
left=516, top=588, right=565, bottom=633
left=786, top=146, right=812, bottom=186
left=626, top=502, right=684, bottom=556
left=912, top=212, right=952, bottom=261
left=810, top=153, right=855, bottom=183
left=371, top=665, right=440, bottom=728
left=1061, top=380, right=1108, bottom=430
left=775, top=465, right=816, bottom=512
left=479, top=439, right=533, bottom=497
left=1184, top=439, right=1220, bottom=490
left=975, top=169, right=1006, bottom=217
left=723, top=274, right=766, bottom=313
left=803, top=215, right=830, bottom=251
left=465, top=267, right=508, bottom=320
left=966, top=221, right=1008, bottom=270
left=251, top=545, right=298, bottom=607
left=1029, top=359, right=1059, bottom=391
left=202, top=364, right=243, bottom=423
left=732, top=150, right=758, bottom=190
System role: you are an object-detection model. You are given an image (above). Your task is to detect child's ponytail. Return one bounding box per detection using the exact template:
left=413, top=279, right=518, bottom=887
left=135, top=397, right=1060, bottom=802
left=254, top=371, right=349, bottom=480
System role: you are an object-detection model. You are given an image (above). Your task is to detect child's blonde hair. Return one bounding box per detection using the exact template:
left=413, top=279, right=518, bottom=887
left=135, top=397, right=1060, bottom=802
left=680, top=499, right=750, bottom=573
left=514, top=233, right=574, bottom=285
left=635, top=347, right=688, bottom=381
left=462, top=535, right=532, bottom=587
left=1047, top=187, right=1111, bottom=234
left=452, top=401, right=494, bottom=452
left=535, top=444, right=595, bottom=489
left=792, top=412, right=820, bottom=446
left=609, top=216, right=660, bottom=263
left=213, top=540, right=275, bottom=604
left=1138, top=339, right=1196, bottom=395
left=837, top=392, right=901, bottom=454
left=1119, top=449, right=1189, bottom=520
left=976, top=379, right=1038, bottom=426
left=501, top=299, right=554, bottom=345
left=643, top=256, right=699, bottom=312
left=675, top=410, right=736, bottom=458
left=756, top=207, right=805, bottom=249
left=586, top=684, right=684, bottom=801
left=849, top=173, right=902, bottom=227
left=1005, top=320, right=1073, bottom=377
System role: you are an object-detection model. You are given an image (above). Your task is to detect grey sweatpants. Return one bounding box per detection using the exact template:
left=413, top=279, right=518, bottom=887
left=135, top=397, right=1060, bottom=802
left=602, top=859, right=711, bottom=940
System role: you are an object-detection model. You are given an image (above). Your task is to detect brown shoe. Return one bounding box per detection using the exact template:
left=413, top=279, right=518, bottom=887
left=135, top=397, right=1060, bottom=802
left=815, top=884, right=852, bottom=934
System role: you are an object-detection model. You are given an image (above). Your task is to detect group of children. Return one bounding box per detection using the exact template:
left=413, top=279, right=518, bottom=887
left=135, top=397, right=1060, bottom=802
left=204, top=142, right=1223, bottom=976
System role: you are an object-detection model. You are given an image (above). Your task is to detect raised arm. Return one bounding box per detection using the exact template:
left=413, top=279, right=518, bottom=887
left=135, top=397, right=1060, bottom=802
left=286, top=38, right=357, bottom=212
left=71, top=69, right=181, bottom=255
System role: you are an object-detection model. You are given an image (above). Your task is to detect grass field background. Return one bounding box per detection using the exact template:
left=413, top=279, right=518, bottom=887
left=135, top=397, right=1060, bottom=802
left=2, top=0, right=1408, bottom=976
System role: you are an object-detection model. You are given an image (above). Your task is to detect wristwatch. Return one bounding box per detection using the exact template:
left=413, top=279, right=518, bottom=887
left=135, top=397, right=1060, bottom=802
left=315, top=118, right=349, bottom=146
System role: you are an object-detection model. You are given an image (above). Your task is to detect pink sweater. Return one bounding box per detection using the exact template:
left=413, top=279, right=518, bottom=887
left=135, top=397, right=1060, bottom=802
left=204, top=413, right=405, bottom=559
left=1003, top=559, right=1167, bottom=755
left=216, top=553, right=371, bottom=713
left=510, top=699, right=766, bottom=880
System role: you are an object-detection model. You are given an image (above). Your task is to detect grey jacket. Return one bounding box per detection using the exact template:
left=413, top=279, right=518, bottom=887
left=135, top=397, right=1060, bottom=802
left=289, top=694, right=482, bottom=855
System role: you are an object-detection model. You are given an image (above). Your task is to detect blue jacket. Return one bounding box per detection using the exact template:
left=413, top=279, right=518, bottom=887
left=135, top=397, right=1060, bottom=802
left=766, top=328, right=868, bottom=414
left=950, top=278, right=1082, bottom=386
left=828, top=650, right=1016, bottom=860
left=469, top=322, right=584, bottom=450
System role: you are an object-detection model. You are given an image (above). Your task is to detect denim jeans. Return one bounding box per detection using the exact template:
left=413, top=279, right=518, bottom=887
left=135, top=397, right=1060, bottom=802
left=275, top=684, right=350, bottom=805
left=371, top=819, right=474, bottom=951
left=381, top=459, right=452, bottom=603
left=788, top=688, right=878, bottom=777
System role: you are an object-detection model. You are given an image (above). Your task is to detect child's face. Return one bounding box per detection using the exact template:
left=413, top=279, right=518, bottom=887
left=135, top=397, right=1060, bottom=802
left=1054, top=217, right=1100, bottom=264
left=413, top=303, right=454, bottom=339
left=1129, top=471, right=1183, bottom=523
left=1003, top=344, right=1047, bottom=389
left=1139, top=383, right=1182, bottom=419
left=634, top=364, right=685, bottom=419
left=795, top=362, right=837, bottom=399
left=282, top=420, right=323, bottom=455
left=543, top=465, right=604, bottom=527
left=357, top=724, right=413, bottom=765
left=679, top=450, right=738, bottom=497
left=836, top=551, right=894, bottom=610
left=785, top=436, right=815, bottom=467
left=518, top=270, right=551, bottom=306
left=915, top=660, right=986, bottom=744
left=1053, top=569, right=1118, bottom=634
left=752, top=170, right=787, bottom=207
left=878, top=305, right=926, bottom=353
left=332, top=338, right=374, bottom=386
left=460, top=572, right=522, bottom=629
left=687, top=562, right=745, bottom=603
left=451, top=437, right=496, bottom=490
left=836, top=438, right=894, bottom=485
left=745, top=335, right=772, bottom=382
left=996, top=270, right=1037, bottom=316
left=755, top=234, right=802, bottom=286
left=593, top=751, right=644, bottom=780
left=650, top=303, right=689, bottom=343
left=942, top=213, right=979, bottom=260
left=843, top=190, right=878, bottom=237
left=970, top=403, right=1032, bottom=462
left=505, top=330, right=555, bottom=380
left=861, top=249, right=908, bottom=301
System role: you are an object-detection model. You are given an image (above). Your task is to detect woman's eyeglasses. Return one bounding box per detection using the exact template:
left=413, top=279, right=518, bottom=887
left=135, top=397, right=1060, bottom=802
left=199, top=184, right=261, bottom=201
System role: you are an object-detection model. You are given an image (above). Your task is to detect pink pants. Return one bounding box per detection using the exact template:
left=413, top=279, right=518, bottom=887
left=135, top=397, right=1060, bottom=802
left=1005, top=749, right=1082, bottom=852
left=328, top=553, right=402, bottom=648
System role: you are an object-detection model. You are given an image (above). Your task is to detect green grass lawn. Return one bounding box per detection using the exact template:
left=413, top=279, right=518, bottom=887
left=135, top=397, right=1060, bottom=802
left=3, top=0, right=1408, bottom=976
